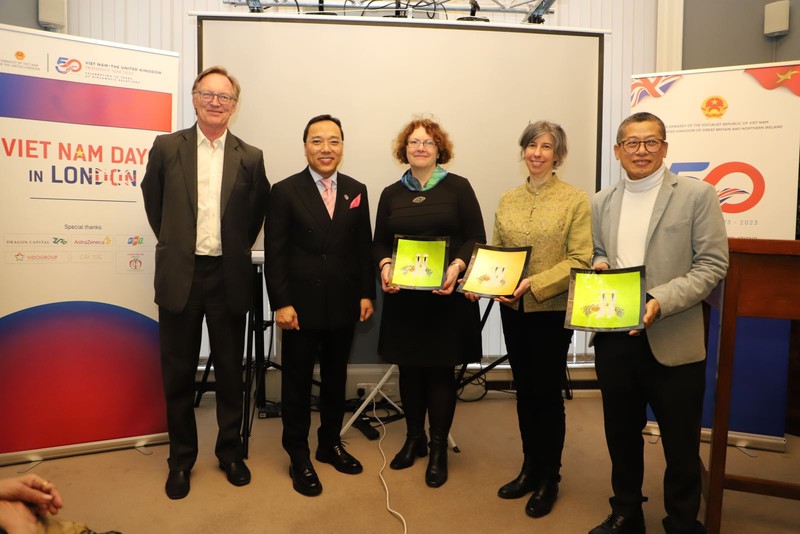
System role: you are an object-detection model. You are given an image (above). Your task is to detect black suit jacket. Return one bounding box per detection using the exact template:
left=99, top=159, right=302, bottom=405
left=264, top=168, right=375, bottom=330
left=141, top=125, right=270, bottom=314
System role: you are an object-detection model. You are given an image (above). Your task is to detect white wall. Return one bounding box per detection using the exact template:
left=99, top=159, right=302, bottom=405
left=62, top=0, right=660, bottom=361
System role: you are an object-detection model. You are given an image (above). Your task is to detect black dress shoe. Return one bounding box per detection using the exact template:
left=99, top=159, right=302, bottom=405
left=289, top=459, right=322, bottom=497
left=525, top=475, right=560, bottom=518
left=588, top=511, right=646, bottom=534
left=390, top=435, right=428, bottom=470
left=218, top=460, right=251, bottom=487
left=497, top=462, right=535, bottom=499
left=165, top=470, right=190, bottom=500
left=315, top=444, right=363, bottom=475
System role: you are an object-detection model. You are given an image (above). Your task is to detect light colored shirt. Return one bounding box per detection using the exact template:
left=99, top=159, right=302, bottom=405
left=195, top=127, right=227, bottom=256
left=309, top=166, right=338, bottom=197
left=493, top=175, right=592, bottom=312
left=616, top=164, right=665, bottom=268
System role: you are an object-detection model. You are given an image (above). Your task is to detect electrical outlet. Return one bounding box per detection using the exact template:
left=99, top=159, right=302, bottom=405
left=356, top=382, right=377, bottom=394
left=356, top=382, right=396, bottom=396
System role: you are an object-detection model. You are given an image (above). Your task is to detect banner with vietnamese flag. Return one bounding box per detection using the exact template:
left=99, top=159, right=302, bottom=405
left=632, top=62, right=800, bottom=448
left=631, top=61, right=800, bottom=239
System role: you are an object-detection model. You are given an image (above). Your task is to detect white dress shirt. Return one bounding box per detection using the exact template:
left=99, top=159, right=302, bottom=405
left=195, top=127, right=227, bottom=256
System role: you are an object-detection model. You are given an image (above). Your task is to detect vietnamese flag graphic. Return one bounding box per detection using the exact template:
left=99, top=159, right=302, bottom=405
left=744, top=64, right=800, bottom=96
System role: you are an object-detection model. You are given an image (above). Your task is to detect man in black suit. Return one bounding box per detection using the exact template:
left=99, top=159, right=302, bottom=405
left=265, top=115, right=375, bottom=497
left=141, top=66, right=270, bottom=500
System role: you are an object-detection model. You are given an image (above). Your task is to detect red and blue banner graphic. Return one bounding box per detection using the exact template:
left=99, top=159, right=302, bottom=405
left=0, top=72, right=171, bottom=132
left=0, top=302, right=166, bottom=453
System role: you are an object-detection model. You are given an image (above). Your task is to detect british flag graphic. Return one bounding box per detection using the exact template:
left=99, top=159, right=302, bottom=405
left=630, top=75, right=682, bottom=107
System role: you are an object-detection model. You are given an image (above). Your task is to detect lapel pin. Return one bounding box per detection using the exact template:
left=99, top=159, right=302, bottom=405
left=344, top=194, right=350, bottom=200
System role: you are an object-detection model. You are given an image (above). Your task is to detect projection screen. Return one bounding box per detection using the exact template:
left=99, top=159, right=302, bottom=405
left=197, top=14, right=603, bottom=246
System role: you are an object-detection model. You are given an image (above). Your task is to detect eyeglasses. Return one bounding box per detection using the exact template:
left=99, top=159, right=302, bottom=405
left=308, top=138, right=342, bottom=148
left=407, top=139, right=436, bottom=149
left=193, top=90, right=237, bottom=105
left=619, top=138, right=665, bottom=154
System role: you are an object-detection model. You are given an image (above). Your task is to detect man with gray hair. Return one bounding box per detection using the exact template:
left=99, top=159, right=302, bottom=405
left=588, top=112, right=728, bottom=534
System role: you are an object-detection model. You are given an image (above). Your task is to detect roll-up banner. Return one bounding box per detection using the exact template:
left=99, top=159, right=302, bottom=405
left=632, top=62, right=800, bottom=450
left=0, top=24, right=178, bottom=464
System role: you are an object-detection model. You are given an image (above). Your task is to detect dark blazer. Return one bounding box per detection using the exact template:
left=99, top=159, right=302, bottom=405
left=141, top=125, right=270, bottom=314
left=265, top=168, right=375, bottom=330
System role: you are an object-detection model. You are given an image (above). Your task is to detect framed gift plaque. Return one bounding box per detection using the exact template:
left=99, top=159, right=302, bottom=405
left=457, top=244, right=532, bottom=298
left=565, top=266, right=646, bottom=332
left=390, top=235, right=450, bottom=290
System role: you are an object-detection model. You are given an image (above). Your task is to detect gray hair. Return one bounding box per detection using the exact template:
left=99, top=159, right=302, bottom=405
left=518, top=120, right=568, bottom=169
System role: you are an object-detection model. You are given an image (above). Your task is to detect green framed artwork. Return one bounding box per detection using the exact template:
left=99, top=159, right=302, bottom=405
left=457, top=244, right=532, bottom=298
left=390, top=235, right=450, bottom=290
left=565, top=266, right=646, bottom=332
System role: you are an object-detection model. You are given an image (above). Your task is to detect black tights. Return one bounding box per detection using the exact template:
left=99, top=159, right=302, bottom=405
left=398, top=365, right=457, bottom=439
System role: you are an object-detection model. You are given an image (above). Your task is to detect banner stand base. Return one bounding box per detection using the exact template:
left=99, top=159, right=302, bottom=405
left=0, top=433, right=169, bottom=468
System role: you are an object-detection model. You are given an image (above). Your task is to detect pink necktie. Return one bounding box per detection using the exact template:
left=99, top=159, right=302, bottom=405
left=321, top=178, right=335, bottom=218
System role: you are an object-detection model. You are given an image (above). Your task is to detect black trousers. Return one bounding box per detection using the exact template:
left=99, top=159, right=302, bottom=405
left=159, top=255, right=246, bottom=471
left=500, top=306, right=573, bottom=477
left=280, top=325, right=354, bottom=462
left=397, top=365, right=457, bottom=441
left=594, top=331, right=706, bottom=534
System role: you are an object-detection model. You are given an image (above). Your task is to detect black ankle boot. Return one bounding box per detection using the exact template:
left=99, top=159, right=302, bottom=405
left=497, top=456, right=536, bottom=499
left=525, top=474, right=561, bottom=518
left=425, top=434, right=448, bottom=488
left=390, top=433, right=428, bottom=470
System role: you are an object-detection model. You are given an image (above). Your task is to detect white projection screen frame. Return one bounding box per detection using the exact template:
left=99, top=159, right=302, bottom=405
left=197, top=14, right=603, bottom=246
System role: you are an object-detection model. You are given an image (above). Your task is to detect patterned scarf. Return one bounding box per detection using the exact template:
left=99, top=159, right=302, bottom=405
left=400, top=165, right=448, bottom=191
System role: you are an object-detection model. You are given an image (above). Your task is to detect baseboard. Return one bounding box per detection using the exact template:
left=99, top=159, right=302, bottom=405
left=644, top=422, right=787, bottom=453
left=243, top=361, right=599, bottom=404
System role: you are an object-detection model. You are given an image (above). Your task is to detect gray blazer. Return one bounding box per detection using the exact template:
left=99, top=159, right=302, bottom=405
left=591, top=169, right=729, bottom=366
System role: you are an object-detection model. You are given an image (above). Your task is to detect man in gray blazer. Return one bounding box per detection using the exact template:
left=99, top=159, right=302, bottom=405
left=265, top=115, right=375, bottom=497
left=588, top=112, right=728, bottom=534
left=142, top=66, right=270, bottom=500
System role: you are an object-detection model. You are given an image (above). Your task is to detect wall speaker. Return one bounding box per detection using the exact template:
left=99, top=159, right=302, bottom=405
left=764, top=0, right=790, bottom=38
left=39, top=0, right=67, bottom=30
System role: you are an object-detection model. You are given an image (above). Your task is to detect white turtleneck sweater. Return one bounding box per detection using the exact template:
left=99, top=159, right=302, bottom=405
left=616, top=164, right=666, bottom=268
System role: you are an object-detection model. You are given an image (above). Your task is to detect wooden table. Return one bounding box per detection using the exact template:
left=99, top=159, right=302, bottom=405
left=705, top=238, right=800, bottom=533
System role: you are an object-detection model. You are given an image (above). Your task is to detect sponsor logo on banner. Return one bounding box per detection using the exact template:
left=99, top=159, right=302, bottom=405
left=55, top=56, right=82, bottom=74
left=72, top=235, right=113, bottom=246
left=117, top=252, right=152, bottom=274
left=71, top=251, right=113, bottom=263
left=15, top=51, right=25, bottom=61
left=6, top=251, right=68, bottom=263
left=5, top=235, right=56, bottom=247
left=127, top=236, right=144, bottom=246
